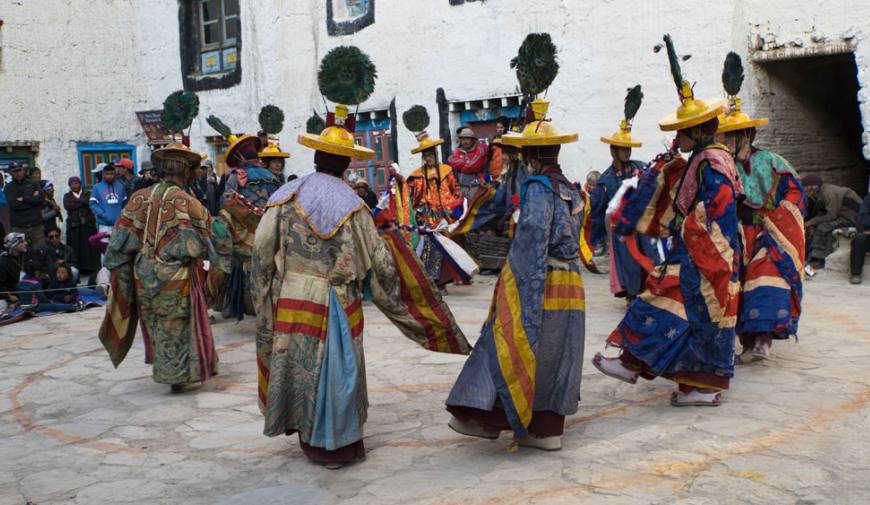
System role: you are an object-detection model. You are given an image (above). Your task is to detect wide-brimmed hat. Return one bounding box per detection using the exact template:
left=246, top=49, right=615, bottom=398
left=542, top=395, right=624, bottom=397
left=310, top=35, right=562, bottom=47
left=225, top=134, right=263, bottom=168
left=258, top=143, right=291, bottom=159
left=411, top=132, right=445, bottom=154
left=658, top=35, right=726, bottom=132
left=659, top=83, right=726, bottom=132
left=601, top=85, right=644, bottom=148
left=298, top=105, right=375, bottom=160
left=717, top=104, right=769, bottom=134
left=501, top=99, right=578, bottom=147
left=151, top=142, right=203, bottom=166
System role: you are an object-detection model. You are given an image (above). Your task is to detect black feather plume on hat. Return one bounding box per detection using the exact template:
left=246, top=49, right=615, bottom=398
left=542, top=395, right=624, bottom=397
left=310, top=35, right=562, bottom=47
left=161, top=90, right=199, bottom=134
left=206, top=115, right=233, bottom=139
left=722, top=52, right=744, bottom=97
left=258, top=105, right=285, bottom=135
left=624, top=85, right=643, bottom=122
left=663, top=34, right=684, bottom=93
left=510, top=33, right=559, bottom=97
left=402, top=105, right=430, bottom=133
left=317, top=46, right=377, bottom=105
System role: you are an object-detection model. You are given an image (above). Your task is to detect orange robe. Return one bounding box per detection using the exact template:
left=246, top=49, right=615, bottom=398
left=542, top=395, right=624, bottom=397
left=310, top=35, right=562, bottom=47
left=407, top=164, right=461, bottom=226
left=488, top=144, right=504, bottom=181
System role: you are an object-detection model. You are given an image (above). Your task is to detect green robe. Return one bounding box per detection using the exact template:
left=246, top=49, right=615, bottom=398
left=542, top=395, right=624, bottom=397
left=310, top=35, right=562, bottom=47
left=98, top=181, right=232, bottom=385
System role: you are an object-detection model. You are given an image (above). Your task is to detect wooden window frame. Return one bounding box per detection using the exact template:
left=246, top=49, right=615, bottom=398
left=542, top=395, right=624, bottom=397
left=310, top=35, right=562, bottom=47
left=179, top=0, right=241, bottom=92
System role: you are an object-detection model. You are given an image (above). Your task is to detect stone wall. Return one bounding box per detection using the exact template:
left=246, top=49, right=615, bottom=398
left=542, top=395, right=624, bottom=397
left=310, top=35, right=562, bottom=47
left=1, top=0, right=867, bottom=195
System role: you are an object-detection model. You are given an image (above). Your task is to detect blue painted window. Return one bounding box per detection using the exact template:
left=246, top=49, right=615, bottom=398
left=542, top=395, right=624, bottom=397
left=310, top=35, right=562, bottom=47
left=76, top=143, right=136, bottom=189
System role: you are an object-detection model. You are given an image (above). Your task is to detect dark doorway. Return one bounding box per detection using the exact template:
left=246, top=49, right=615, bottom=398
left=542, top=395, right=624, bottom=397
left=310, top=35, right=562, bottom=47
left=754, top=52, right=867, bottom=194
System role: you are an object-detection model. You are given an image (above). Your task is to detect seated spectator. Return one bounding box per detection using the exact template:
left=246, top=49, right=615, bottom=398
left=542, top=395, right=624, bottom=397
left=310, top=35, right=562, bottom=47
left=89, top=163, right=127, bottom=234
left=38, top=227, right=79, bottom=283
left=0, top=232, right=28, bottom=312
left=802, top=174, right=862, bottom=271
left=17, top=257, right=80, bottom=313
left=355, top=179, right=378, bottom=209
left=448, top=127, right=489, bottom=195
left=41, top=181, right=63, bottom=233
left=850, top=193, right=870, bottom=284
left=46, top=263, right=81, bottom=306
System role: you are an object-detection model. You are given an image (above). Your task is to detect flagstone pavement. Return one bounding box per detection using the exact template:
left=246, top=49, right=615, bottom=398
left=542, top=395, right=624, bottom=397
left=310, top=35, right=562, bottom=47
left=1, top=267, right=869, bottom=505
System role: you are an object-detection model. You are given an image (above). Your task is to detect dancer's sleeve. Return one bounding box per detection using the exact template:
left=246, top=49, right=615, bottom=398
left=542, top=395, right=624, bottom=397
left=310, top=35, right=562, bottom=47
left=354, top=212, right=470, bottom=354
left=252, top=206, right=281, bottom=341
left=614, top=158, right=685, bottom=238
left=682, top=163, right=741, bottom=325
left=507, top=180, right=554, bottom=343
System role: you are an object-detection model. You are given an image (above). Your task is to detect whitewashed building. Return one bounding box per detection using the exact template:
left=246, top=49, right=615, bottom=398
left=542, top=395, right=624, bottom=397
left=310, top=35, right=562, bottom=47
left=1, top=0, right=868, bottom=197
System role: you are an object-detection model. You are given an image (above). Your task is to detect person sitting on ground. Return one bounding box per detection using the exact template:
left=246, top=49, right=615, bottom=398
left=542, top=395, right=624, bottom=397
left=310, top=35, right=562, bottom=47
left=849, top=192, right=870, bottom=284
left=802, top=174, right=862, bottom=271
left=16, top=257, right=80, bottom=313
left=38, top=227, right=79, bottom=283
left=45, top=263, right=81, bottom=306
left=0, top=232, right=28, bottom=312
left=355, top=179, right=378, bottom=209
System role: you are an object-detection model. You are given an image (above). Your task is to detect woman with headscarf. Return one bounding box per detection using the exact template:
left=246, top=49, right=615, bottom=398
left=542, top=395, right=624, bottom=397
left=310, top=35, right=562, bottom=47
left=63, top=176, right=100, bottom=275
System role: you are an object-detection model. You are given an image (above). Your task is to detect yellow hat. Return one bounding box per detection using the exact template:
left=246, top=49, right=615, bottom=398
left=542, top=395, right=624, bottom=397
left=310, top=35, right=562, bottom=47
left=258, top=143, right=291, bottom=159
left=225, top=134, right=263, bottom=168
left=151, top=142, right=203, bottom=166
left=601, top=119, right=641, bottom=148
left=501, top=99, right=579, bottom=147
left=297, top=104, right=375, bottom=160
left=659, top=82, right=726, bottom=132
left=717, top=97, right=769, bottom=134
left=601, top=85, right=644, bottom=148
left=411, top=131, right=445, bottom=154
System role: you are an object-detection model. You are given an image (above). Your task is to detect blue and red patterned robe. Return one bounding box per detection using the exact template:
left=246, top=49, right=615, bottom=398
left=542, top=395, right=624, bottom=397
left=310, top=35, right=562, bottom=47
left=607, top=145, right=741, bottom=390
left=736, top=149, right=805, bottom=341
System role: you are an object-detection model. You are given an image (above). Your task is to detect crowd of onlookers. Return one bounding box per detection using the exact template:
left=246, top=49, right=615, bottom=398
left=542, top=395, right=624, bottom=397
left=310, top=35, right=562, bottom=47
left=0, top=154, right=252, bottom=314
left=2, top=143, right=870, bottom=314
left=0, top=158, right=161, bottom=314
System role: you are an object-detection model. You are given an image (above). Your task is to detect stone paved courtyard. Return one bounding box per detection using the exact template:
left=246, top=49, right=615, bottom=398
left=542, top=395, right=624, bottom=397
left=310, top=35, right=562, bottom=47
left=1, top=267, right=869, bottom=505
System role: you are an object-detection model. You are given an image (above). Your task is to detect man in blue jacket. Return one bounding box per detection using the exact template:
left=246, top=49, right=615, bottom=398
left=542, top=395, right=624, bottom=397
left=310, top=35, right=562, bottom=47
left=89, top=163, right=126, bottom=234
